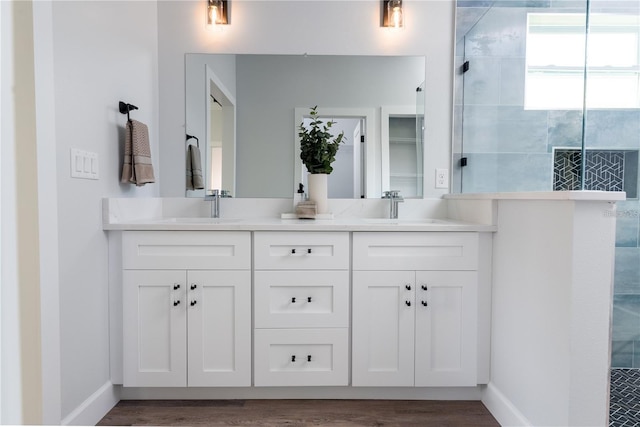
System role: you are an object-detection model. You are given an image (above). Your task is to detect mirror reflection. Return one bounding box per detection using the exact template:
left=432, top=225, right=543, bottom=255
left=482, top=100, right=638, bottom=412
left=185, top=54, right=426, bottom=198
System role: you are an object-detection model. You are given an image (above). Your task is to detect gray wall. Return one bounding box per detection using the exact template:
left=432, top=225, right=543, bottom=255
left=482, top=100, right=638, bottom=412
left=235, top=55, right=424, bottom=197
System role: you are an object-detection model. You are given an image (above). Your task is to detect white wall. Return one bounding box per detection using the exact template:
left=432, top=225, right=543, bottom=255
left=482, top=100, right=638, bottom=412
left=49, top=0, right=159, bottom=422
left=32, top=1, right=61, bottom=423
left=158, top=0, right=455, bottom=198
left=484, top=199, right=616, bottom=426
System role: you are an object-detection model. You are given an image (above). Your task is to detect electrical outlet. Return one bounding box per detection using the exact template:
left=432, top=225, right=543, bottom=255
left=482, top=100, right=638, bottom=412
left=435, top=168, right=449, bottom=189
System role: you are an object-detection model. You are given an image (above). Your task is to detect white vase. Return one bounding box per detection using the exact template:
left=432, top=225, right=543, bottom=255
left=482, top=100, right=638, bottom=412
left=308, top=173, right=329, bottom=214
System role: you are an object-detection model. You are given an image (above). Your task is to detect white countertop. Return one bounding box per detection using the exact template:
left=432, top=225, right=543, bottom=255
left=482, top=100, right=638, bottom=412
left=103, top=217, right=497, bottom=232
left=444, top=190, right=626, bottom=201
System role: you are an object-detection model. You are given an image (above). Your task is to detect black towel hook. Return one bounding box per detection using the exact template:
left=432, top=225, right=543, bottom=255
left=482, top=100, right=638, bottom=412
left=186, top=134, right=200, bottom=148
left=119, top=101, right=138, bottom=122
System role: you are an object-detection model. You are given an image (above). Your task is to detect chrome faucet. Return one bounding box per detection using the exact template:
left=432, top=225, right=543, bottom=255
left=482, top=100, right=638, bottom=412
left=205, top=189, right=232, bottom=218
left=383, top=190, right=404, bottom=219
left=205, top=189, right=220, bottom=218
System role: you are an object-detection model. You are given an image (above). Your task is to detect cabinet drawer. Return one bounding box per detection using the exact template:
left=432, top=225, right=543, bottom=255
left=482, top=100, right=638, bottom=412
left=254, top=328, right=348, bottom=386
left=254, top=271, right=349, bottom=328
left=254, top=232, right=349, bottom=270
left=123, top=231, right=251, bottom=270
left=353, top=232, right=478, bottom=271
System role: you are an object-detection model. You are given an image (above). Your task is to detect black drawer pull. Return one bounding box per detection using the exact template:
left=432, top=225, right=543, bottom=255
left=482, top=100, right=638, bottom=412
left=405, top=301, right=411, bottom=307
left=405, top=284, right=411, bottom=290
left=173, top=300, right=180, bottom=306
left=307, top=248, right=312, bottom=254
left=307, top=355, right=312, bottom=362
left=191, top=300, right=197, bottom=306
left=307, top=297, right=312, bottom=303
left=191, top=284, right=197, bottom=290
left=291, top=248, right=296, bottom=254
left=291, top=297, right=296, bottom=303
left=291, top=355, right=296, bottom=362
left=421, top=285, right=428, bottom=291
left=173, top=284, right=180, bottom=290
left=421, top=300, right=428, bottom=307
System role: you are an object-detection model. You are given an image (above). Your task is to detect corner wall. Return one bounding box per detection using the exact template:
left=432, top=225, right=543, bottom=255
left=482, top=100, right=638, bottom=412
left=47, top=0, right=160, bottom=423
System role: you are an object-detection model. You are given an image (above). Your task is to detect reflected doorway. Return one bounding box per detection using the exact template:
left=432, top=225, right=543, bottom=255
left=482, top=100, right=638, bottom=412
left=299, top=116, right=366, bottom=199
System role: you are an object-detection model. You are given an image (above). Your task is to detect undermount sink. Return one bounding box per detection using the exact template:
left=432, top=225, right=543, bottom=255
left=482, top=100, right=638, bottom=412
left=158, top=217, right=242, bottom=224
left=362, top=218, right=445, bottom=225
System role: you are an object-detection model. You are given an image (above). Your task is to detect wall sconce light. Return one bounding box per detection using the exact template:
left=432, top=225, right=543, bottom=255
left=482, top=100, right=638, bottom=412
left=206, top=0, right=229, bottom=30
left=382, top=0, right=403, bottom=28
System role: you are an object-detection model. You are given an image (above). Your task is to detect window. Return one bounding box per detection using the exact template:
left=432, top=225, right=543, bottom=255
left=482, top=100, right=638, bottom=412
left=525, top=13, right=640, bottom=110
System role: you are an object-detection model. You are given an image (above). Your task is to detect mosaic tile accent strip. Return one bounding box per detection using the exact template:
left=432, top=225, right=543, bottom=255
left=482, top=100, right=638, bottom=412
left=610, top=368, right=640, bottom=427
left=554, top=149, right=637, bottom=196
left=554, top=150, right=582, bottom=191
left=586, top=151, right=625, bottom=192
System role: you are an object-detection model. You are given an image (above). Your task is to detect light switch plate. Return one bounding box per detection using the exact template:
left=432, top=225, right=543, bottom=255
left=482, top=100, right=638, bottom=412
left=70, top=149, right=99, bottom=180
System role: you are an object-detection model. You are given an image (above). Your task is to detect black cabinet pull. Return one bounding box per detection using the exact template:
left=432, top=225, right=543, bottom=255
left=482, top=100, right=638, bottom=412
left=291, top=297, right=296, bottom=303
left=291, top=248, right=296, bottom=254
left=421, top=301, right=428, bottom=307
left=191, top=284, right=197, bottom=290
left=405, top=301, right=411, bottom=307
left=291, top=355, right=296, bottom=362
left=307, top=355, right=312, bottom=362
left=405, top=284, right=411, bottom=290
left=421, top=285, right=428, bottom=291
left=173, top=300, right=180, bottom=306
left=307, top=297, right=312, bottom=303
left=190, top=300, right=197, bottom=306
left=307, top=248, right=312, bottom=254
left=173, top=284, right=180, bottom=290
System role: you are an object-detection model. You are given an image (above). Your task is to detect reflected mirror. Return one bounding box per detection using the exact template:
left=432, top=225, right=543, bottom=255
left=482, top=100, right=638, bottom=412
left=185, top=54, right=426, bottom=198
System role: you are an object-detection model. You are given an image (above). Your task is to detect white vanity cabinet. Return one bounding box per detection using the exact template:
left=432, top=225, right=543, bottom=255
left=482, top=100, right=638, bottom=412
left=253, top=231, right=350, bottom=386
left=122, top=231, right=251, bottom=387
left=352, top=232, right=480, bottom=387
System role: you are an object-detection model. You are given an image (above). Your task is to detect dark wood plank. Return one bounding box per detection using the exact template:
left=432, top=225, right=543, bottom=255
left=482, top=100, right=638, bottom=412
left=97, top=399, right=500, bottom=426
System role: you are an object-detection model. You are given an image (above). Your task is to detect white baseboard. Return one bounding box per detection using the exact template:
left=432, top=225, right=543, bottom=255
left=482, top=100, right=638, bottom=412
left=482, top=382, right=531, bottom=427
left=120, top=386, right=484, bottom=400
left=61, top=381, right=119, bottom=426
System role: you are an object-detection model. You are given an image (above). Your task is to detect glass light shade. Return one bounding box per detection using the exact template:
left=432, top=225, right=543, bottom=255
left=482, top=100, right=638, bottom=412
left=384, top=0, right=403, bottom=28
left=206, top=0, right=227, bottom=30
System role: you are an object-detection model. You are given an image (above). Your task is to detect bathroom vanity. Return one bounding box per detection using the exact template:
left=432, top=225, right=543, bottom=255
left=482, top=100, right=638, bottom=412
left=105, top=203, right=494, bottom=397
left=103, top=192, right=622, bottom=425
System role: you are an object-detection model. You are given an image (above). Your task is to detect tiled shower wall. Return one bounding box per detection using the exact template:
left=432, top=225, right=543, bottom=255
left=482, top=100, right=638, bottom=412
left=454, top=2, right=640, bottom=366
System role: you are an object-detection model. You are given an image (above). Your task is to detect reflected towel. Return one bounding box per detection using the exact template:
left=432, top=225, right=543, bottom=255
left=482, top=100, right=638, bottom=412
left=121, top=119, right=155, bottom=186
left=186, top=144, right=204, bottom=190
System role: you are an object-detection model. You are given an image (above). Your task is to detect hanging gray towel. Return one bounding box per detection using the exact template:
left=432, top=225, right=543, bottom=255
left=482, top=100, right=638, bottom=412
left=121, top=119, right=155, bottom=186
left=186, top=144, right=204, bottom=190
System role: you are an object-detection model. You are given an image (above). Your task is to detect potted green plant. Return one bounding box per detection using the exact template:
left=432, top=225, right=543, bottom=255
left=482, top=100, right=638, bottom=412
left=298, top=106, right=345, bottom=214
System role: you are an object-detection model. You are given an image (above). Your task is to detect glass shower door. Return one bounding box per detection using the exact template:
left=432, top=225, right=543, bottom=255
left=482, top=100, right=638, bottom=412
left=454, top=2, right=589, bottom=194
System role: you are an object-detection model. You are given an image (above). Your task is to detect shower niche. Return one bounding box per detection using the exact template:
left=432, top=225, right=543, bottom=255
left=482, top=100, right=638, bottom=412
left=553, top=149, right=639, bottom=199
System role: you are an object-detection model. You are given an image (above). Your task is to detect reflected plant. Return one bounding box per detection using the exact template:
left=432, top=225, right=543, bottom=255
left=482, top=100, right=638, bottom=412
left=298, top=106, right=345, bottom=174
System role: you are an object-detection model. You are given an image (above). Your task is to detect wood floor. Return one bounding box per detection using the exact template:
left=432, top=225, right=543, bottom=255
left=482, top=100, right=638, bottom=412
left=98, top=399, right=500, bottom=426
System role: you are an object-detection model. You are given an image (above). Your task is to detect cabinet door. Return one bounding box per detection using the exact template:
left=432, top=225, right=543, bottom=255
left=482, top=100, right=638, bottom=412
left=123, top=270, right=187, bottom=387
left=414, top=271, right=478, bottom=386
left=352, top=271, right=415, bottom=386
left=187, top=270, right=251, bottom=386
